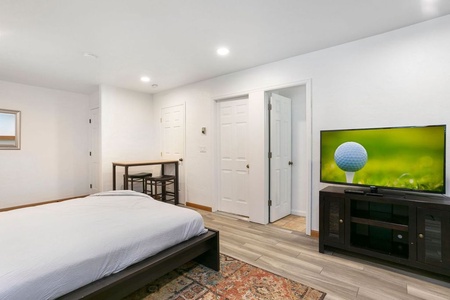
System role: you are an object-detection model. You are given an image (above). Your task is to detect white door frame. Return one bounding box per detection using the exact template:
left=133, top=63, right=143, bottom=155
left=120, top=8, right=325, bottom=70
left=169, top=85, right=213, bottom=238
left=264, top=80, right=312, bottom=235
left=212, top=79, right=312, bottom=235
left=89, top=107, right=100, bottom=194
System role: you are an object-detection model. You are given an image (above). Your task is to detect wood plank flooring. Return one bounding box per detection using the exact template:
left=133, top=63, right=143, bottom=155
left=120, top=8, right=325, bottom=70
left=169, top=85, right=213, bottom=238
left=197, top=209, right=450, bottom=300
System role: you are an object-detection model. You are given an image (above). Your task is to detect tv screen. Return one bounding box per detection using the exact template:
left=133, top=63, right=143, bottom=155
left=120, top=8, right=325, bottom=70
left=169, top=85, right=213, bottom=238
left=320, top=125, right=446, bottom=194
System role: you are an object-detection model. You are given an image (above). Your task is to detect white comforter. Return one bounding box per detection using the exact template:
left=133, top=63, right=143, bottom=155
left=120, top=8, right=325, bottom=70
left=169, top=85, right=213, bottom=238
left=0, top=191, right=207, bottom=300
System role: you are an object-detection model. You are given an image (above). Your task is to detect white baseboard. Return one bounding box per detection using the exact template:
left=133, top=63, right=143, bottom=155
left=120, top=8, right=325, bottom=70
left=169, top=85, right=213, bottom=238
left=290, top=209, right=306, bottom=217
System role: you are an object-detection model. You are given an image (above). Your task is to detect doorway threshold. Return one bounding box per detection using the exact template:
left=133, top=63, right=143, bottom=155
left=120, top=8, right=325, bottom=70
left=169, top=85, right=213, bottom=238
left=272, top=215, right=306, bottom=233
left=216, top=211, right=249, bottom=221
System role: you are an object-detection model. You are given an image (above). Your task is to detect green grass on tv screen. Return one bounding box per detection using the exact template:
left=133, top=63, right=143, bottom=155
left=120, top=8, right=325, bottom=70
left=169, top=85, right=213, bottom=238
left=321, top=126, right=445, bottom=193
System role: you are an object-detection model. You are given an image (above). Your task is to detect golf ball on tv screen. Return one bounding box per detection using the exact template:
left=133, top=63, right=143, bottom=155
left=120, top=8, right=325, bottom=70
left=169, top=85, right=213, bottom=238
left=334, top=142, right=368, bottom=172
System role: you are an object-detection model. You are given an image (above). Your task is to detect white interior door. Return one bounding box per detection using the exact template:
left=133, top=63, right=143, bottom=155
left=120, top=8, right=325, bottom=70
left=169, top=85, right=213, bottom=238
left=270, top=93, right=292, bottom=222
left=219, top=97, right=249, bottom=216
left=89, top=108, right=100, bottom=194
left=161, top=104, right=185, bottom=203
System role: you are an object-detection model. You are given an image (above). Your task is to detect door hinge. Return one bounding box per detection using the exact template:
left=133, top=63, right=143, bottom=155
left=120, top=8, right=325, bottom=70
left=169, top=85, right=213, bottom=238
left=90, top=184, right=92, bottom=189
left=268, top=103, right=272, bottom=110
left=268, top=152, right=272, bottom=159
left=89, top=151, right=92, bottom=156
left=89, top=119, right=91, bottom=124
left=160, top=118, right=162, bottom=123
left=268, top=199, right=272, bottom=206
left=161, top=152, right=162, bottom=156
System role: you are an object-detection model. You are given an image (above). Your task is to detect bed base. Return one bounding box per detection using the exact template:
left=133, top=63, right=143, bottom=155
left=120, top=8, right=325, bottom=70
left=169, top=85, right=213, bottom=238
left=59, top=228, right=219, bottom=300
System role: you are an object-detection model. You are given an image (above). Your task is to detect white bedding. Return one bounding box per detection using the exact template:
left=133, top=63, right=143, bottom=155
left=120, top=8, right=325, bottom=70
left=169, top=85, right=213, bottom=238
left=0, top=191, right=207, bottom=300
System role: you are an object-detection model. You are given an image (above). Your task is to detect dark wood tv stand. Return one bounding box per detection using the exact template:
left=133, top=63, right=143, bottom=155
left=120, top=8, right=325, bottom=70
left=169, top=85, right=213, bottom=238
left=319, top=186, right=450, bottom=277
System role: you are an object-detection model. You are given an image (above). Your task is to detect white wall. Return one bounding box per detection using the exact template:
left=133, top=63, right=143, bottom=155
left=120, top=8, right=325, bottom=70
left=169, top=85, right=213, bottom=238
left=153, top=15, right=450, bottom=230
left=100, top=85, right=156, bottom=191
left=0, top=80, right=90, bottom=208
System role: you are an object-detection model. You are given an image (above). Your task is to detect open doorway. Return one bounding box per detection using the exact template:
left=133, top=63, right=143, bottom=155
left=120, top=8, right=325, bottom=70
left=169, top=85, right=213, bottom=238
left=267, top=84, right=309, bottom=233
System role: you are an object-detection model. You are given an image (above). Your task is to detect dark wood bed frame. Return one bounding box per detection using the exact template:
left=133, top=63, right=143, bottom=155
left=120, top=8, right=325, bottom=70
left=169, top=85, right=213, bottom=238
left=59, top=228, right=219, bottom=300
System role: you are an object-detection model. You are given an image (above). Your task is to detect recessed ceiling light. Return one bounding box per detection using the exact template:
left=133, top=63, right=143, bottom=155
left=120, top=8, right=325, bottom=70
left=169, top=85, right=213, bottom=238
left=421, top=0, right=439, bottom=14
left=140, top=76, right=151, bottom=82
left=217, top=47, right=230, bottom=56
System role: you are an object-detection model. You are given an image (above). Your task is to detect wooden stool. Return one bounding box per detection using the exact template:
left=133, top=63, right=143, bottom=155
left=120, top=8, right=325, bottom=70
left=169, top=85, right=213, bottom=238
left=125, top=172, right=152, bottom=193
left=146, top=175, right=175, bottom=202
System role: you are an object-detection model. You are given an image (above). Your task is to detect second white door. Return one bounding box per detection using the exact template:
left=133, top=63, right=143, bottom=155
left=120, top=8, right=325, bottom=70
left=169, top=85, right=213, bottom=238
left=89, top=107, right=100, bottom=194
left=270, top=93, right=292, bottom=222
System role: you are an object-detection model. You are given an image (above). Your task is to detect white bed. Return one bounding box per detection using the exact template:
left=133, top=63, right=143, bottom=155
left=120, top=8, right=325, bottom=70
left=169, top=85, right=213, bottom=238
left=0, top=191, right=208, bottom=300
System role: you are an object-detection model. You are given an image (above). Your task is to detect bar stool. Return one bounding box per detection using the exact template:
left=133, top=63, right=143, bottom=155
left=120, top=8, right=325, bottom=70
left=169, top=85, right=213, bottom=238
left=124, top=172, right=152, bottom=193
left=146, top=175, right=176, bottom=202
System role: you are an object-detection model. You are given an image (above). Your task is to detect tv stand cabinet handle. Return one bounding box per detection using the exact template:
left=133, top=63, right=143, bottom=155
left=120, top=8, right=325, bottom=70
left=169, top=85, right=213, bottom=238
left=339, top=219, right=344, bottom=223
left=419, top=233, right=424, bottom=239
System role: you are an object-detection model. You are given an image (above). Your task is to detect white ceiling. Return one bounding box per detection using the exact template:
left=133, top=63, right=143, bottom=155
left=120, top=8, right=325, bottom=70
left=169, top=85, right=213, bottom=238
left=1, top=0, right=449, bottom=95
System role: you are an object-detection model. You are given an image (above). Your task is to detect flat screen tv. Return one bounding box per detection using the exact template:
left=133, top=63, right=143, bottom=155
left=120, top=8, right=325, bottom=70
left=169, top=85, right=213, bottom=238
left=320, top=125, right=446, bottom=194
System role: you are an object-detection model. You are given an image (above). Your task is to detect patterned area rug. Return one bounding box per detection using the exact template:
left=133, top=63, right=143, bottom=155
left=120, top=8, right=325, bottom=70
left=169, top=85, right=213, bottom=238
left=123, top=254, right=326, bottom=300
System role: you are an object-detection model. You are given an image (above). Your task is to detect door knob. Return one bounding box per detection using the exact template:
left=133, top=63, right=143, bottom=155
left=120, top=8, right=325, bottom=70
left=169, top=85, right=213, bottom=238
left=179, top=158, right=183, bottom=162
left=246, top=164, right=249, bottom=169
left=288, top=161, right=293, bottom=165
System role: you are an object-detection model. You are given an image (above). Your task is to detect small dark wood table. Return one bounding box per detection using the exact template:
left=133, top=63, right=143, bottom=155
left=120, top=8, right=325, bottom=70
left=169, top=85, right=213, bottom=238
left=112, top=160, right=179, bottom=205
